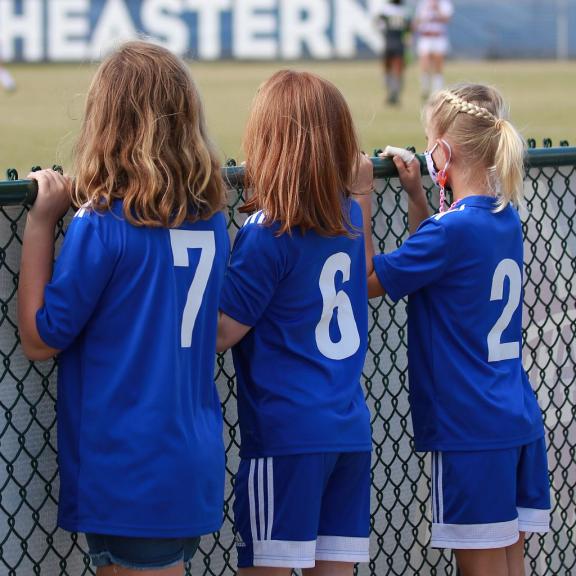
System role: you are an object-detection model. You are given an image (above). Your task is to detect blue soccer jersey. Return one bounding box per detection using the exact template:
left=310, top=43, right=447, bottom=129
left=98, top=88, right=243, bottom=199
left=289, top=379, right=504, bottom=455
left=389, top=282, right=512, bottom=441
left=219, top=201, right=372, bottom=458
left=373, top=195, right=544, bottom=452
left=36, top=201, right=229, bottom=537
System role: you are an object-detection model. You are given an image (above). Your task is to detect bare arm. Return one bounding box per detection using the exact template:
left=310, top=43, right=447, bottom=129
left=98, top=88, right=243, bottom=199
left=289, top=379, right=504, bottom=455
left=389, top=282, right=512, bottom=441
left=216, top=312, right=251, bottom=353
left=350, top=154, right=386, bottom=299
left=391, top=155, right=430, bottom=234
left=350, top=153, right=377, bottom=275
left=357, top=153, right=430, bottom=299
left=18, top=170, right=72, bottom=360
left=355, top=191, right=387, bottom=299
left=408, top=192, right=430, bottom=234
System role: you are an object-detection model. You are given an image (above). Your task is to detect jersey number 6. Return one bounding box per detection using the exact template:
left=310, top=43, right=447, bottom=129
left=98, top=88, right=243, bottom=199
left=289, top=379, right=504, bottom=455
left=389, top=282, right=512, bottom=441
left=487, top=258, right=522, bottom=362
left=169, top=230, right=216, bottom=348
left=315, top=252, right=361, bottom=361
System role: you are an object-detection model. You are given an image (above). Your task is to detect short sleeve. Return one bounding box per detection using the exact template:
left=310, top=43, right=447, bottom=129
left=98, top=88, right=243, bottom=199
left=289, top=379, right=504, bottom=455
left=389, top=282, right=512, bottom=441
left=373, top=218, right=450, bottom=302
left=219, top=222, right=284, bottom=327
left=441, top=0, right=454, bottom=18
left=415, top=1, right=425, bottom=18
left=36, top=212, right=116, bottom=350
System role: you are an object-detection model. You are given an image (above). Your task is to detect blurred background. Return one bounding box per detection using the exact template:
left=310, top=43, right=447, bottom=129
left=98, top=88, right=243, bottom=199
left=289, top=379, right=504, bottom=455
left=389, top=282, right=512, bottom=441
left=0, top=0, right=574, bottom=173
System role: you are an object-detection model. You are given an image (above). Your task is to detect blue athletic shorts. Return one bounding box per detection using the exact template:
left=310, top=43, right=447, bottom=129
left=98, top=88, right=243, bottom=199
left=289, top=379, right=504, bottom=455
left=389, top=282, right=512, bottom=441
left=430, top=437, right=551, bottom=549
left=85, top=533, right=201, bottom=570
left=234, top=452, right=371, bottom=569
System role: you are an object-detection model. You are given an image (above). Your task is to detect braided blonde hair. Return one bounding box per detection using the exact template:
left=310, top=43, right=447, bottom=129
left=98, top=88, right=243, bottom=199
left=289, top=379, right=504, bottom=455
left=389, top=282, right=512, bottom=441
left=425, top=84, right=525, bottom=211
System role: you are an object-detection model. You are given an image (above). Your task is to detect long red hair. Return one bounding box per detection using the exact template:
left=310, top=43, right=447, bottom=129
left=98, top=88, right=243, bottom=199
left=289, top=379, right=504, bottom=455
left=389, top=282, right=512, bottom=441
left=242, top=70, right=360, bottom=236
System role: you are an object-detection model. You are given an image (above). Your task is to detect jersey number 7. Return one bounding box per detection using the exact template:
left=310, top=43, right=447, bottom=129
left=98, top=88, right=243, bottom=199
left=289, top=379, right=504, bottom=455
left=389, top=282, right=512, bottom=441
left=169, top=230, right=216, bottom=348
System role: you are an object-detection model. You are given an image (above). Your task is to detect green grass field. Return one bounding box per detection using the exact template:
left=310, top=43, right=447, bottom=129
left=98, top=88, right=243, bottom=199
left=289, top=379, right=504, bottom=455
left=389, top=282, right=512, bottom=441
left=1, top=59, right=575, bottom=175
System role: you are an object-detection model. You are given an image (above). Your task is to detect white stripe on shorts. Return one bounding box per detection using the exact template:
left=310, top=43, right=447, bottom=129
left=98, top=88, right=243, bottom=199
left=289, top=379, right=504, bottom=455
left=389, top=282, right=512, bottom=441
left=248, top=459, right=258, bottom=542
left=437, top=452, right=444, bottom=524
left=266, top=458, right=274, bottom=540
left=431, top=452, right=444, bottom=524
left=431, top=452, right=437, bottom=524
left=248, top=457, right=274, bottom=542
left=257, top=458, right=265, bottom=541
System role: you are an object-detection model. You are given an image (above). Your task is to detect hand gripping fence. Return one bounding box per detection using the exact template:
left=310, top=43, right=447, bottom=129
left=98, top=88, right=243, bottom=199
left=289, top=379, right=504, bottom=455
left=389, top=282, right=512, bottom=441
left=0, top=143, right=574, bottom=575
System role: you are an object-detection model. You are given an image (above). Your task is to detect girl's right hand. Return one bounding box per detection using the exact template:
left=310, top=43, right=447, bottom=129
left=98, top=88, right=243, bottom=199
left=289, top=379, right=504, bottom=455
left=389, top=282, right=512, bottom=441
left=350, top=153, right=375, bottom=197
left=392, top=155, right=425, bottom=201
left=27, top=169, right=72, bottom=225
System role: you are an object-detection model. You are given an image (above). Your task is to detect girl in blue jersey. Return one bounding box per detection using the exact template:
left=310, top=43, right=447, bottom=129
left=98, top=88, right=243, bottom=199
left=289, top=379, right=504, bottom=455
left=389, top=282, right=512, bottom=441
left=358, top=83, right=550, bottom=575
left=217, top=70, right=374, bottom=575
left=18, top=41, right=229, bottom=575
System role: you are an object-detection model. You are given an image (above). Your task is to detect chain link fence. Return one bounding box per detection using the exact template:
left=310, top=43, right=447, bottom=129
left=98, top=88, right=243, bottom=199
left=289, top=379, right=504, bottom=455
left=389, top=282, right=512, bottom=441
left=1, top=144, right=575, bottom=575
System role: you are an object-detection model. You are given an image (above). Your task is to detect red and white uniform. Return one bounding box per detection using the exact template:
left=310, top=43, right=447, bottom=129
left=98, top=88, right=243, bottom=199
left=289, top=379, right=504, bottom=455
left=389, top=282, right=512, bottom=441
left=415, top=0, right=454, bottom=56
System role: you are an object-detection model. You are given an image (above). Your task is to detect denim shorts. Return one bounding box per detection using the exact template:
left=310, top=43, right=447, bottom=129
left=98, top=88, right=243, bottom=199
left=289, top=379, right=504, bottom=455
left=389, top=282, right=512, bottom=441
left=85, top=533, right=201, bottom=570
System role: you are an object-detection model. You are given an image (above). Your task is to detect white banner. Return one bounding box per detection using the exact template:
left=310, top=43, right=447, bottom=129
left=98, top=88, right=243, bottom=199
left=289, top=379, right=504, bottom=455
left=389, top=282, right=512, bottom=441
left=0, top=0, right=384, bottom=61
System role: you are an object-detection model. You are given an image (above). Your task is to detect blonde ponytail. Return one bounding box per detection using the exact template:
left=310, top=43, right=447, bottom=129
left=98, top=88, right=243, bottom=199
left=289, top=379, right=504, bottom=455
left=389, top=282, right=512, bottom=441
left=425, top=84, right=526, bottom=212
left=493, top=119, right=526, bottom=211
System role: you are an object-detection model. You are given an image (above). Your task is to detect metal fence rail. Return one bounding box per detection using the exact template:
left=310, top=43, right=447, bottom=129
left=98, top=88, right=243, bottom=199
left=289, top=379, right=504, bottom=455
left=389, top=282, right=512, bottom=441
left=1, top=146, right=575, bottom=575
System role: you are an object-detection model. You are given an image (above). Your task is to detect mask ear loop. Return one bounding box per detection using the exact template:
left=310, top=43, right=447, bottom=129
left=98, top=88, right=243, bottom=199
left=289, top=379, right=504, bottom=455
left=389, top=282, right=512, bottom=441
left=438, top=170, right=448, bottom=213
left=437, top=140, right=452, bottom=212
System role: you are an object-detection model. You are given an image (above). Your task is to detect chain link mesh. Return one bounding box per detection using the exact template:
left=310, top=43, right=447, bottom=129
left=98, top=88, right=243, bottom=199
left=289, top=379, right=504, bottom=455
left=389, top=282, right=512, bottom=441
left=1, top=148, right=574, bottom=575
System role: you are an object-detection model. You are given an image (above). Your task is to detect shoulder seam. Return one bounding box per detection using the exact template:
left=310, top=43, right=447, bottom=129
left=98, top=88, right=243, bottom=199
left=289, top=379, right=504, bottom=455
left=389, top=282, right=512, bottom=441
left=74, top=201, right=93, bottom=219
left=432, top=204, right=466, bottom=221
left=243, top=210, right=265, bottom=227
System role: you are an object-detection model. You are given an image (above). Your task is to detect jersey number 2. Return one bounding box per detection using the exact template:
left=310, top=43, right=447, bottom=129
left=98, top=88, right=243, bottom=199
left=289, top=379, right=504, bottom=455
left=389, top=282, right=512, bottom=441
left=169, top=230, right=215, bottom=348
left=487, top=258, right=521, bottom=362
left=315, top=252, right=361, bottom=360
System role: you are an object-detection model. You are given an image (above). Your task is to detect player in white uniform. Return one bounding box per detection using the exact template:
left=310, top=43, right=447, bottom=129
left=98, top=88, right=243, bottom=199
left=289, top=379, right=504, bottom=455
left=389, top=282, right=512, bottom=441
left=357, top=83, right=550, bottom=575
left=413, top=0, right=454, bottom=99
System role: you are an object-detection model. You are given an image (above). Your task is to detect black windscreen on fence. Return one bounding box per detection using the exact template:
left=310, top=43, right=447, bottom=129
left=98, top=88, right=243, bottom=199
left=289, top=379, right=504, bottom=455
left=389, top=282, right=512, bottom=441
left=1, top=146, right=575, bottom=575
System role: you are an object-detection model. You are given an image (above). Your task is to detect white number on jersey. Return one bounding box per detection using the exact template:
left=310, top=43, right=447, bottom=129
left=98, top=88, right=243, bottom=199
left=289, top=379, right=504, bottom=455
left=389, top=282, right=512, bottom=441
left=315, top=252, right=361, bottom=360
left=487, top=258, right=522, bottom=362
left=169, top=230, right=216, bottom=348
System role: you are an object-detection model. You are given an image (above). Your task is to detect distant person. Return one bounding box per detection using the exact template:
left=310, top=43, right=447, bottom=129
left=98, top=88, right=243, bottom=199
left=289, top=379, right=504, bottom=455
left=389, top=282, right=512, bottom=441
left=0, top=59, right=16, bottom=92
left=217, top=70, right=374, bottom=575
left=18, top=41, right=228, bottom=575
left=413, top=0, right=453, bottom=99
left=359, top=83, right=550, bottom=575
left=374, top=0, right=412, bottom=105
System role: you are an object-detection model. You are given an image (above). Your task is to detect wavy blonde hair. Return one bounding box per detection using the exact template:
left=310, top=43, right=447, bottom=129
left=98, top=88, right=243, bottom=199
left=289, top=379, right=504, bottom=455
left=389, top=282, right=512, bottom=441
left=72, top=41, right=225, bottom=227
left=241, top=70, right=360, bottom=236
left=425, top=83, right=526, bottom=211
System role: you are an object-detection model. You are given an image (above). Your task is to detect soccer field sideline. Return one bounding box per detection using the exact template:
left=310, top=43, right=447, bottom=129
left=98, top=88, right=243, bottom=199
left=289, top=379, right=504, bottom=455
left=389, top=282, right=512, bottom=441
left=1, top=59, right=575, bottom=174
